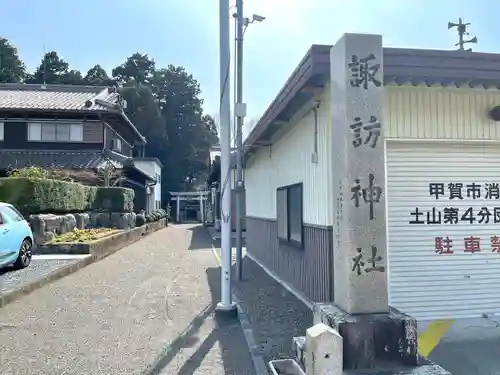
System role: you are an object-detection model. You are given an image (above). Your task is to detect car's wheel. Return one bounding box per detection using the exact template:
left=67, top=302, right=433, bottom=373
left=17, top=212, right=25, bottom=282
left=13, top=238, right=32, bottom=269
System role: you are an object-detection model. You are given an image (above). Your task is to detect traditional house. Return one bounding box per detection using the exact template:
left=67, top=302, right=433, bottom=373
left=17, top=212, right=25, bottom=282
left=243, top=37, right=500, bottom=321
left=0, top=83, right=158, bottom=213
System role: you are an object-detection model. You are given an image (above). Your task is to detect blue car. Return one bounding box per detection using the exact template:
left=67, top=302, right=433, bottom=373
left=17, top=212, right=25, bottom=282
left=0, top=202, right=33, bottom=270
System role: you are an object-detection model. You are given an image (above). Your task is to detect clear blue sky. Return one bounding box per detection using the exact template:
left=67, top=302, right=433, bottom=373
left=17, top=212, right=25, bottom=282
left=1, top=0, right=498, bottom=136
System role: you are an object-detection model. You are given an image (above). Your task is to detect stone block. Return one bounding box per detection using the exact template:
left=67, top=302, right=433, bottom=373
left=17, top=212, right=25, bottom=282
left=74, top=213, right=90, bottom=229
left=89, top=212, right=111, bottom=228
left=109, top=212, right=136, bottom=230
left=292, top=336, right=306, bottom=370
left=59, top=214, right=76, bottom=234
left=305, top=323, right=343, bottom=375
left=313, top=303, right=418, bottom=370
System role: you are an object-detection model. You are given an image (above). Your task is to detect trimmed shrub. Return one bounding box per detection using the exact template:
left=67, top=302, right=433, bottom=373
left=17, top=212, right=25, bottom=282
left=91, top=187, right=135, bottom=213
left=0, top=177, right=88, bottom=216
left=149, top=209, right=166, bottom=222
left=0, top=177, right=135, bottom=215
left=136, top=214, right=146, bottom=226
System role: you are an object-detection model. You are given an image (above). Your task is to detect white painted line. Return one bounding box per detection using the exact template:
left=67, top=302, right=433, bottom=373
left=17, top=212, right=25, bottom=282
left=33, top=254, right=91, bottom=261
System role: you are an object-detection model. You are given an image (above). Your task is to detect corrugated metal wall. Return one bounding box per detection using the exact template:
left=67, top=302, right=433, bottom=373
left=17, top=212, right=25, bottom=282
left=385, top=86, right=500, bottom=140
left=245, top=86, right=332, bottom=226
left=246, top=217, right=333, bottom=302
left=385, top=86, right=500, bottom=319
left=386, top=142, right=500, bottom=320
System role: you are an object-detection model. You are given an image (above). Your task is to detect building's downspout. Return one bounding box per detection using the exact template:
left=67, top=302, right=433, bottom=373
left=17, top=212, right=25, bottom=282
left=311, top=99, right=321, bottom=164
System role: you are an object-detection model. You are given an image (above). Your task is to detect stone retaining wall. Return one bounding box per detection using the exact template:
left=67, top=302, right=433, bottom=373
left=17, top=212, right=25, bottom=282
left=29, top=212, right=137, bottom=246
left=36, top=218, right=167, bottom=255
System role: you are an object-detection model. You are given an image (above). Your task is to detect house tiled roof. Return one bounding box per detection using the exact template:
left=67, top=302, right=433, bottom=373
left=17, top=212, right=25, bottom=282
left=0, top=150, right=116, bottom=169
left=0, top=84, right=121, bottom=112
left=0, top=149, right=156, bottom=182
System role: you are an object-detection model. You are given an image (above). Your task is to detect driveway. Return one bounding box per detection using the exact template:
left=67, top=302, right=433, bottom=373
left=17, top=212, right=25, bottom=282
left=423, top=317, right=500, bottom=375
left=0, top=224, right=255, bottom=375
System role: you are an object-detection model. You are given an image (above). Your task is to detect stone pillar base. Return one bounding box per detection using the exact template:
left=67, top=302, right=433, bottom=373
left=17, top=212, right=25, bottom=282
left=313, top=303, right=419, bottom=370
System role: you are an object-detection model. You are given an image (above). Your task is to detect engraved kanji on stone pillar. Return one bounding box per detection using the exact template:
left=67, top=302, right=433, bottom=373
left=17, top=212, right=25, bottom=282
left=330, top=33, right=388, bottom=314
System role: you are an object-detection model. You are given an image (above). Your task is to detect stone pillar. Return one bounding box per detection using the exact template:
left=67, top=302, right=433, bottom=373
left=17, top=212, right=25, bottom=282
left=330, top=33, right=388, bottom=314
left=317, top=33, right=419, bottom=370
left=199, top=193, right=205, bottom=224
left=176, top=195, right=180, bottom=223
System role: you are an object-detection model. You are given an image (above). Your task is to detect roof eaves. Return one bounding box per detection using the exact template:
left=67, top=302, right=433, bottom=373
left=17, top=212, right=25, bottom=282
left=244, top=45, right=317, bottom=147
left=245, top=44, right=500, bottom=153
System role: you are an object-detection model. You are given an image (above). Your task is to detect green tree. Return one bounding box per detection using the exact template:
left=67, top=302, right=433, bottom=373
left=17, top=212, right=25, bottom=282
left=120, top=82, right=168, bottom=151
left=84, top=64, right=114, bottom=86
left=112, top=54, right=218, bottom=192
left=0, top=37, right=26, bottom=83
left=112, top=53, right=155, bottom=86
left=152, top=65, right=218, bottom=191
left=26, top=51, right=85, bottom=85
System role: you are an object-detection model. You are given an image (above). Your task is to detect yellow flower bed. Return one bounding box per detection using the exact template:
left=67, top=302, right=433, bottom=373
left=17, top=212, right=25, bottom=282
left=50, top=228, right=121, bottom=243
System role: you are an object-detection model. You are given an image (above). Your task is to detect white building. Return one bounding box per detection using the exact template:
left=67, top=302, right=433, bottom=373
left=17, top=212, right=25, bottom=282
left=133, top=157, right=163, bottom=213
left=243, top=42, right=500, bottom=321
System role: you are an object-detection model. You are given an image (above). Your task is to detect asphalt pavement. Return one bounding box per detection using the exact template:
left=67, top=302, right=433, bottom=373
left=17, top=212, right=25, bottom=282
left=428, top=317, right=500, bottom=375
left=0, top=224, right=255, bottom=375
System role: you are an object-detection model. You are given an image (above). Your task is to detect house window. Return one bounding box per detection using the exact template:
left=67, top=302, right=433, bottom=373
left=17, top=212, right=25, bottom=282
left=28, top=123, right=83, bottom=142
left=0, top=122, right=3, bottom=141
left=156, top=173, right=161, bottom=185
left=276, top=182, right=303, bottom=247
left=114, top=138, right=122, bottom=151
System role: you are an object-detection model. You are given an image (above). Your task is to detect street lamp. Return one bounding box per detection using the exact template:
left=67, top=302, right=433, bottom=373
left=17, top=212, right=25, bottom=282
left=233, top=4, right=265, bottom=281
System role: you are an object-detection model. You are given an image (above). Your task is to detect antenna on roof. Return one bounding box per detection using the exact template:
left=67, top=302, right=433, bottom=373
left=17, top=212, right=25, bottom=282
left=448, top=18, right=477, bottom=51
left=41, top=44, right=47, bottom=89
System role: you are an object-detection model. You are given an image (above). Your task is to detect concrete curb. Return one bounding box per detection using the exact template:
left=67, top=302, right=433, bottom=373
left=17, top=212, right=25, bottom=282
left=232, top=293, right=270, bottom=375
left=209, top=241, right=268, bottom=375
left=0, top=220, right=167, bottom=309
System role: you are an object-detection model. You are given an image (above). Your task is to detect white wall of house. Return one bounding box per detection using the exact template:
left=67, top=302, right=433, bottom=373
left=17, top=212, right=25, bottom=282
left=245, top=85, right=332, bottom=226
left=134, top=160, right=162, bottom=209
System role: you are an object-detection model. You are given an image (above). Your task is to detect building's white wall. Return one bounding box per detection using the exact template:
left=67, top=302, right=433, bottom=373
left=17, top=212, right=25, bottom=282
left=245, top=85, right=500, bottom=226
left=153, top=163, right=162, bottom=204
left=134, top=160, right=162, bottom=208
left=245, top=86, right=332, bottom=226
left=385, top=86, right=500, bottom=140
left=134, top=161, right=153, bottom=177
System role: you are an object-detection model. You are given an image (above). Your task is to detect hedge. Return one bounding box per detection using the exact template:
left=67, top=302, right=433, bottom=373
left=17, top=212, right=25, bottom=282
left=0, top=177, right=135, bottom=215
left=92, top=187, right=134, bottom=213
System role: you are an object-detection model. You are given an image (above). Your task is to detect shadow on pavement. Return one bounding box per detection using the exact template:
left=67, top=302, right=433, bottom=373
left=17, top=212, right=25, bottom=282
left=142, top=226, right=254, bottom=375
left=175, top=267, right=254, bottom=375
left=187, top=225, right=215, bottom=250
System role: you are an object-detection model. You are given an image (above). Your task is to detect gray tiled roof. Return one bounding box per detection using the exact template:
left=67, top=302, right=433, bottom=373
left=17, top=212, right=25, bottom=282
left=0, top=150, right=116, bottom=169
left=0, top=149, right=156, bottom=182
left=0, top=84, right=121, bottom=112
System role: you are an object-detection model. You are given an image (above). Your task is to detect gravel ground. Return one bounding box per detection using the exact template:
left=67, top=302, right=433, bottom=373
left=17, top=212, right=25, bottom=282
left=232, top=256, right=313, bottom=364
left=0, top=224, right=255, bottom=375
left=0, top=258, right=80, bottom=295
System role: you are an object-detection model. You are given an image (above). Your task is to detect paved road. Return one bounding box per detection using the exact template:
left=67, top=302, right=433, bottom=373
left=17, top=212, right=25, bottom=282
left=0, top=224, right=254, bottom=375
left=428, top=317, right=500, bottom=375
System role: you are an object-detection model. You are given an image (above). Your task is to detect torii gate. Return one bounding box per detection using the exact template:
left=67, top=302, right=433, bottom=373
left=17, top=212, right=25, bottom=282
left=169, top=191, right=210, bottom=223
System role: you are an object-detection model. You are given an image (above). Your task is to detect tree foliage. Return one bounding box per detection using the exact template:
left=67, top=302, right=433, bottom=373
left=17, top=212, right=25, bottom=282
left=0, top=37, right=219, bottom=196
left=0, top=37, right=26, bottom=83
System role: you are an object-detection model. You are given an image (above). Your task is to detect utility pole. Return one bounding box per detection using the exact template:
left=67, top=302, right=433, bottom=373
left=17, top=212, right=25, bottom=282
left=448, top=18, right=477, bottom=51
left=234, top=0, right=245, bottom=281
left=215, top=0, right=237, bottom=316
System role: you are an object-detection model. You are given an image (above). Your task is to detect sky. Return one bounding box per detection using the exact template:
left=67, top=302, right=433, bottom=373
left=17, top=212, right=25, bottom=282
left=1, top=0, right=499, bottom=138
